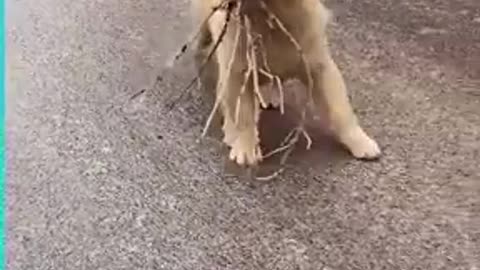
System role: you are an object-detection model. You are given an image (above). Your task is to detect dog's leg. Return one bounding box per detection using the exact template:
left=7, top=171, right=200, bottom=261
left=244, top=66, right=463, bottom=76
left=316, top=55, right=380, bottom=159
left=209, top=11, right=262, bottom=166
left=305, top=49, right=381, bottom=159
left=293, top=1, right=380, bottom=160
left=220, top=78, right=262, bottom=166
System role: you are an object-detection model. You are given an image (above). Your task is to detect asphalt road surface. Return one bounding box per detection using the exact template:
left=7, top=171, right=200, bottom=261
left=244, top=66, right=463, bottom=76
left=7, top=0, right=480, bottom=269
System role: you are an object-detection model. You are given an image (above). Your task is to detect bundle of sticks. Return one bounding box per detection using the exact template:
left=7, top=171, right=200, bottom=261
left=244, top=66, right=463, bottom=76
left=175, top=0, right=315, bottom=180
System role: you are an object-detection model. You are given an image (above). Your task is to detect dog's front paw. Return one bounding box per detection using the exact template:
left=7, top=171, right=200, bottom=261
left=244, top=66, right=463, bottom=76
left=227, top=130, right=262, bottom=166
left=339, top=126, right=381, bottom=160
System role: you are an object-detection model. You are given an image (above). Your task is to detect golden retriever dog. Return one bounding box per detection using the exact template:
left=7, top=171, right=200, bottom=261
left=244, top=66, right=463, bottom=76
left=191, top=0, right=381, bottom=166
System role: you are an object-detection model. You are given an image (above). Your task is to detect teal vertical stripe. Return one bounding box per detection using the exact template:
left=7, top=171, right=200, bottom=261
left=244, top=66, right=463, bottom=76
left=0, top=0, right=5, bottom=268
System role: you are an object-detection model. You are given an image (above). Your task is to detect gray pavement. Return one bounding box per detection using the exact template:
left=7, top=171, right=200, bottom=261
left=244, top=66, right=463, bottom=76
left=6, top=0, right=480, bottom=269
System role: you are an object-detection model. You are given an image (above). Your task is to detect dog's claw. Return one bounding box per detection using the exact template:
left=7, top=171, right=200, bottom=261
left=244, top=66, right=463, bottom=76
left=229, top=143, right=262, bottom=166
left=223, top=127, right=262, bottom=166
left=339, top=126, right=382, bottom=160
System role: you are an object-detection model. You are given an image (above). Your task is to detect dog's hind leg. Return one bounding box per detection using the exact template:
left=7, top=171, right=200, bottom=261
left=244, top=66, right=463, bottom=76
left=300, top=2, right=381, bottom=160
left=309, top=54, right=381, bottom=160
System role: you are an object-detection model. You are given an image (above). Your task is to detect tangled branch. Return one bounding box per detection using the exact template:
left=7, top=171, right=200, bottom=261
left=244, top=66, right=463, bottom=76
left=170, top=0, right=315, bottom=181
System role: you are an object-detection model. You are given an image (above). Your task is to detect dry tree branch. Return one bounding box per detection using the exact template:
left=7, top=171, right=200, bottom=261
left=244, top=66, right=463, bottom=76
left=301, top=128, right=313, bottom=150
left=165, top=0, right=315, bottom=181
left=259, top=68, right=284, bottom=114
left=257, top=31, right=285, bottom=114
left=259, top=1, right=314, bottom=98
left=253, top=0, right=315, bottom=181
left=171, top=5, right=224, bottom=63
left=167, top=0, right=235, bottom=111
left=246, top=20, right=268, bottom=109
left=234, top=15, right=268, bottom=125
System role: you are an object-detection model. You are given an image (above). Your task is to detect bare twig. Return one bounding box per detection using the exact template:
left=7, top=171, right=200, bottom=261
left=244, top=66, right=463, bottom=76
left=257, top=38, right=285, bottom=114
left=171, top=5, right=224, bottom=63
left=129, top=89, right=146, bottom=101
left=259, top=68, right=284, bottom=114
left=245, top=18, right=268, bottom=109
left=252, top=0, right=315, bottom=181
left=259, top=1, right=313, bottom=98
left=301, top=128, right=313, bottom=150
left=167, top=0, right=235, bottom=111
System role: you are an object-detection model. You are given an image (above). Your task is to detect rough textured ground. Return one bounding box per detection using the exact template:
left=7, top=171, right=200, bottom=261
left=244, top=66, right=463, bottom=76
left=6, top=0, right=480, bottom=269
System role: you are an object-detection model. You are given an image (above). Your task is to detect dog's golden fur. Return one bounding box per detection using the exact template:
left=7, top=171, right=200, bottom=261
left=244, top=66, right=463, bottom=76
left=191, top=0, right=381, bottom=165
